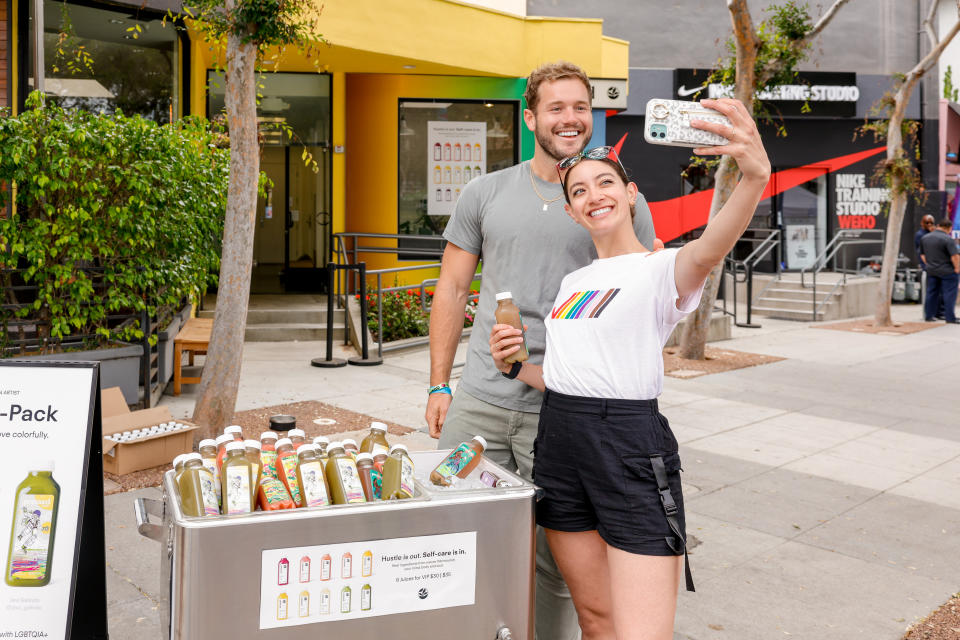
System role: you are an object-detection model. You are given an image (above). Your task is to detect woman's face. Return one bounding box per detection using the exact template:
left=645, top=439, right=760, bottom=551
left=563, top=159, right=637, bottom=237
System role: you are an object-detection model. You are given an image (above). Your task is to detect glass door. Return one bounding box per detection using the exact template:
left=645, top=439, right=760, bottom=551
left=780, top=172, right=827, bottom=271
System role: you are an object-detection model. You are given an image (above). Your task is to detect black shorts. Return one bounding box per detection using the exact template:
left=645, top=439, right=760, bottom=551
left=533, top=388, right=686, bottom=557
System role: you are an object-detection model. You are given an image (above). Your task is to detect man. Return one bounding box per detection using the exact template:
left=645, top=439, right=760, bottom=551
left=425, top=61, right=656, bottom=638
left=914, top=214, right=935, bottom=267
left=920, top=218, right=960, bottom=324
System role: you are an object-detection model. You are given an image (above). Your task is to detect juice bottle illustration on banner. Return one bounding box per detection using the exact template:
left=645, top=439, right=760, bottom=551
left=197, top=439, right=222, bottom=505
left=443, top=166, right=451, bottom=184
left=296, top=445, right=331, bottom=508
left=433, top=142, right=441, bottom=161
left=275, top=438, right=303, bottom=507
left=341, top=586, right=352, bottom=613
left=463, top=166, right=472, bottom=182
left=360, top=422, right=390, bottom=455
left=454, top=166, right=462, bottom=184
left=298, top=590, right=310, bottom=617
left=463, top=142, right=471, bottom=161
left=475, top=164, right=482, bottom=179
left=320, top=553, right=332, bottom=580
left=320, top=588, right=331, bottom=614
left=454, top=142, right=461, bottom=161
left=179, top=454, right=220, bottom=517
left=6, top=463, right=59, bottom=587
left=361, top=584, right=372, bottom=611
left=260, top=431, right=279, bottom=479
left=435, top=188, right=442, bottom=202
left=362, top=550, right=373, bottom=577
left=382, top=444, right=415, bottom=500
left=325, top=442, right=367, bottom=504
left=220, top=442, right=254, bottom=514
left=300, top=555, right=311, bottom=582
left=474, top=143, right=481, bottom=161
left=443, top=142, right=451, bottom=160
left=341, top=551, right=353, bottom=579
left=430, top=435, right=488, bottom=486
left=445, top=188, right=452, bottom=201
left=433, top=165, right=441, bottom=183
left=277, top=593, right=288, bottom=620
left=278, top=557, right=290, bottom=585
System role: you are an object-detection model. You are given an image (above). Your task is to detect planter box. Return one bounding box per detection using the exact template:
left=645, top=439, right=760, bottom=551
left=157, top=314, right=183, bottom=387
left=14, top=344, right=144, bottom=405
left=178, top=302, right=193, bottom=326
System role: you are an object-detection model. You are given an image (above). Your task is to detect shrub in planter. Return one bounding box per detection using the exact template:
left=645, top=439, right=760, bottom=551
left=361, top=289, right=478, bottom=343
left=0, top=92, right=229, bottom=355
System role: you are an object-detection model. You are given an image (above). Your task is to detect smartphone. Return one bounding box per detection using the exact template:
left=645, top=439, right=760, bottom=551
left=644, top=99, right=731, bottom=148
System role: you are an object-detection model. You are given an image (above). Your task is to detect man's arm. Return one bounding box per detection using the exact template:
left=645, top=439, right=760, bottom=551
left=952, top=253, right=959, bottom=273
left=426, top=243, right=480, bottom=438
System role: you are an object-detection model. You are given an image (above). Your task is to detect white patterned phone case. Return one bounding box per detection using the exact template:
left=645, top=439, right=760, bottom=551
left=644, top=99, right=730, bottom=148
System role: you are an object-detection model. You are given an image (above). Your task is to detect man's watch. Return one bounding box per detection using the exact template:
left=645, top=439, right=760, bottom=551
left=502, top=362, right=523, bottom=380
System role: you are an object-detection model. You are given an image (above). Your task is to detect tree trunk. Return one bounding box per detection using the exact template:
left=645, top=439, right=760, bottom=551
left=678, top=0, right=756, bottom=360
left=192, top=30, right=259, bottom=439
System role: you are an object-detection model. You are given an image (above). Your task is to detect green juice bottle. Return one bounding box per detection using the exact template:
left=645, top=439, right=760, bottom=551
left=6, top=462, right=60, bottom=587
left=382, top=444, right=415, bottom=500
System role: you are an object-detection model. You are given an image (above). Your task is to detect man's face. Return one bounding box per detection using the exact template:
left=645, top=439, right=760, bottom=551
left=524, top=78, right=593, bottom=162
left=923, top=217, right=935, bottom=231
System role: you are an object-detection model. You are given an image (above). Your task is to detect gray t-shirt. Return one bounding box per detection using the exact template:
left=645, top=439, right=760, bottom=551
left=920, top=229, right=959, bottom=277
left=443, top=160, right=656, bottom=412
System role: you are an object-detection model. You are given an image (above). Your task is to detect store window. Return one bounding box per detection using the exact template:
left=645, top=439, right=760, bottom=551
left=397, top=99, right=519, bottom=250
left=28, top=1, right=179, bottom=123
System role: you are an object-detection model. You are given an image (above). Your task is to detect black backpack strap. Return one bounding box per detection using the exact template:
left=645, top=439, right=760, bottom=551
left=650, top=454, right=695, bottom=592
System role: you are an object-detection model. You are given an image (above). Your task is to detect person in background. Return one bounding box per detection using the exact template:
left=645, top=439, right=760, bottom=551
left=915, top=214, right=935, bottom=267
left=920, top=218, right=960, bottom=324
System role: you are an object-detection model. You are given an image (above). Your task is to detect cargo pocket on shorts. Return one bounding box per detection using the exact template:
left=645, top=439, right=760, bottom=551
left=620, top=451, right=683, bottom=538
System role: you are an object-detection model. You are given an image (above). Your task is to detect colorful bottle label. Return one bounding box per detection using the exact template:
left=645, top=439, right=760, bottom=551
left=362, top=552, right=373, bottom=577
left=277, top=594, right=288, bottom=620
left=8, top=494, right=54, bottom=581
left=341, top=586, right=352, bottom=613
left=278, top=558, right=289, bottom=585
left=434, top=443, right=476, bottom=480
left=337, top=458, right=366, bottom=503
left=201, top=457, right=221, bottom=502
left=361, top=584, right=372, bottom=611
left=225, top=468, right=252, bottom=514
left=260, top=450, right=279, bottom=479
left=299, top=461, right=329, bottom=507
left=279, top=453, right=303, bottom=505
left=371, top=467, right=383, bottom=500
left=299, top=591, right=310, bottom=617
left=300, top=557, right=311, bottom=583
left=198, top=469, right=220, bottom=515
left=320, top=589, right=331, bottom=614
left=400, top=457, right=415, bottom=497
left=342, top=553, right=352, bottom=579
left=260, top=476, right=291, bottom=507
left=320, top=555, right=331, bottom=581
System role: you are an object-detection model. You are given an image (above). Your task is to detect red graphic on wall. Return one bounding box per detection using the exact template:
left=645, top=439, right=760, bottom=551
left=610, top=133, right=886, bottom=242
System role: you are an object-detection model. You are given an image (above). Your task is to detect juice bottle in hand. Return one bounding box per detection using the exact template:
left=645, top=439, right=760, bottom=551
left=494, top=292, right=528, bottom=363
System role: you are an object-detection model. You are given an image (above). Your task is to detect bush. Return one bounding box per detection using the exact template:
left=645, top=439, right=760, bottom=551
left=0, top=92, right=229, bottom=355
left=360, top=289, right=478, bottom=343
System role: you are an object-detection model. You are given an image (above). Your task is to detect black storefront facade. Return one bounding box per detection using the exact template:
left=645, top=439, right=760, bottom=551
left=608, top=68, right=932, bottom=274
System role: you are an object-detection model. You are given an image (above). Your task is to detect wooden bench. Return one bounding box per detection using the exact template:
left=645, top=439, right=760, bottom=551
left=172, top=317, right=213, bottom=396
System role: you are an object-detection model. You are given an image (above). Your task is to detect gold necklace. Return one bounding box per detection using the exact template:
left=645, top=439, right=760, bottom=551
left=529, top=164, right=564, bottom=211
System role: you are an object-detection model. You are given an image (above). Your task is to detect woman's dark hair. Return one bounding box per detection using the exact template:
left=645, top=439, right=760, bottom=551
left=562, top=157, right=636, bottom=219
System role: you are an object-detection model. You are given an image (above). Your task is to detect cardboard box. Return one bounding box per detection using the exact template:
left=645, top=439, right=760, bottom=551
left=101, top=387, right=197, bottom=475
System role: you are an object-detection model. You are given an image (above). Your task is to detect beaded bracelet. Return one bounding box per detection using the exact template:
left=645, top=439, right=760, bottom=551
left=428, top=383, right=452, bottom=395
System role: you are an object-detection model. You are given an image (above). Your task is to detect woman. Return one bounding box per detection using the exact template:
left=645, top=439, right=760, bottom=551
left=489, top=98, right=769, bottom=640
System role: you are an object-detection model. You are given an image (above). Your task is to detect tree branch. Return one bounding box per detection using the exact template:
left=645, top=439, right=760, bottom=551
left=922, top=0, right=940, bottom=49
left=912, top=7, right=960, bottom=80
left=805, top=0, right=854, bottom=42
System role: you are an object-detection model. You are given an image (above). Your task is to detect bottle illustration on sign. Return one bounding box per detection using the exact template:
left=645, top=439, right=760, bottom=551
left=453, top=143, right=461, bottom=161
left=320, top=588, right=331, bottom=614
left=342, top=551, right=352, bottom=579
left=6, top=464, right=59, bottom=587
left=433, top=165, right=441, bottom=184
left=300, top=555, right=311, bottom=583
left=277, top=593, right=289, bottom=620
left=320, top=553, right=332, bottom=581
left=445, top=189, right=452, bottom=201
left=475, top=165, right=482, bottom=179
left=464, top=143, right=471, bottom=161
left=361, top=584, right=372, bottom=611
left=474, top=143, right=481, bottom=161
left=278, top=557, right=289, bottom=585
left=362, top=550, right=373, bottom=577
left=433, top=142, right=441, bottom=161
left=455, top=188, right=461, bottom=200
left=299, top=590, right=310, bottom=617
left=443, top=142, right=451, bottom=160
left=341, top=586, right=352, bottom=613
left=443, top=166, right=451, bottom=184
left=435, top=189, right=442, bottom=202
left=463, top=166, right=471, bottom=182
left=454, top=166, right=462, bottom=184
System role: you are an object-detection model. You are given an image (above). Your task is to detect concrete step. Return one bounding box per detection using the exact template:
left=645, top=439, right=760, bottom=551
left=755, top=297, right=836, bottom=312
left=199, top=308, right=345, bottom=325
left=751, top=305, right=825, bottom=321
left=763, top=287, right=835, bottom=300
left=245, top=323, right=346, bottom=342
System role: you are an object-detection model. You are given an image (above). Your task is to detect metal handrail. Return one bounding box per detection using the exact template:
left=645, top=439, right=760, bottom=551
left=799, top=229, right=886, bottom=321
left=724, top=229, right=781, bottom=328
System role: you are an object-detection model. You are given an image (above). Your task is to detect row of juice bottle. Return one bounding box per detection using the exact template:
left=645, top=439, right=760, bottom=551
left=277, top=584, right=371, bottom=619
left=174, top=423, right=416, bottom=517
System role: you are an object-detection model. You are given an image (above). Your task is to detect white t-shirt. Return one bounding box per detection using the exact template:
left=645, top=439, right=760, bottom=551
left=542, top=248, right=705, bottom=400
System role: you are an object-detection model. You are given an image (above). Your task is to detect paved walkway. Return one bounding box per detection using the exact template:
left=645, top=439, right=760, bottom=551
left=107, top=304, right=960, bottom=639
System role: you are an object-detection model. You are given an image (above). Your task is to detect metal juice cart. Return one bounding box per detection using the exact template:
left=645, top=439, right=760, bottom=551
left=136, top=451, right=535, bottom=639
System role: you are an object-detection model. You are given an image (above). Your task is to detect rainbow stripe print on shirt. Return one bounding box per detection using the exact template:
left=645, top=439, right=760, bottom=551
left=551, top=289, right=621, bottom=320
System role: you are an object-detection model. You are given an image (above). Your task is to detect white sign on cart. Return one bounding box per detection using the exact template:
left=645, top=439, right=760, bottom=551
left=259, top=531, right=477, bottom=629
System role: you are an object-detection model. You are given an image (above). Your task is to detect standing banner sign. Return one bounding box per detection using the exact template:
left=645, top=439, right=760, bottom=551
left=0, top=361, right=107, bottom=639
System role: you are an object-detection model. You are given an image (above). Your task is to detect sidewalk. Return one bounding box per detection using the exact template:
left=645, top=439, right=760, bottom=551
left=106, top=304, right=960, bottom=639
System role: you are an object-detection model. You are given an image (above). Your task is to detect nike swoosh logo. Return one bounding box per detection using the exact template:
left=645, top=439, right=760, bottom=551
left=677, top=84, right=707, bottom=97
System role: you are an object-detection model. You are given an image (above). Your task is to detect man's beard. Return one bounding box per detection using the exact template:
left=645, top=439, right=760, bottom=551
left=534, top=122, right=589, bottom=162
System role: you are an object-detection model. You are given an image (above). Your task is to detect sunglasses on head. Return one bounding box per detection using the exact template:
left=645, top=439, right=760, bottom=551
left=556, top=146, right=627, bottom=189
